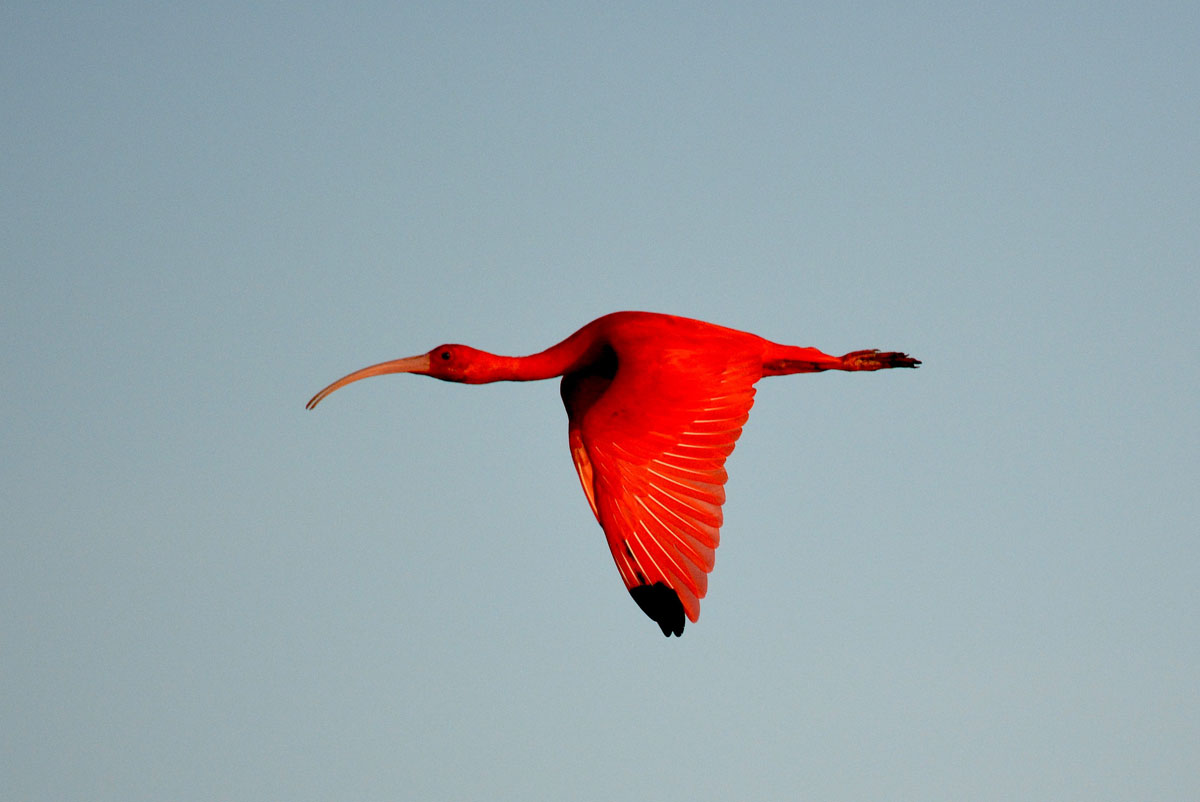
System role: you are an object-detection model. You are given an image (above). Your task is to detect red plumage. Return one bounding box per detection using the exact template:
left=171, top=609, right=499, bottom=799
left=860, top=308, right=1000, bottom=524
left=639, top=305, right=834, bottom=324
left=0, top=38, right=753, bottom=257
left=308, top=312, right=919, bottom=636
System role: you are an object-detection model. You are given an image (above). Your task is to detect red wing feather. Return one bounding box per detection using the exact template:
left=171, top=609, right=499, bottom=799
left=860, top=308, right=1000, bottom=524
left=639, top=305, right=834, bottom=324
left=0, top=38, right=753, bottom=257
left=565, top=347, right=761, bottom=630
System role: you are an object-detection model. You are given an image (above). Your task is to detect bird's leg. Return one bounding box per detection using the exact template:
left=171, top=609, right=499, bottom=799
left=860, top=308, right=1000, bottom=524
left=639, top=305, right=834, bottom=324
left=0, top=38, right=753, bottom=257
left=762, top=345, right=920, bottom=375
left=762, top=346, right=843, bottom=375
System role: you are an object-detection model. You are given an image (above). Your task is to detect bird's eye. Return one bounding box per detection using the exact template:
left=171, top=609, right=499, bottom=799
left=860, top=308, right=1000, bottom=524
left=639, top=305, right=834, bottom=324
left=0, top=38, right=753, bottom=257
left=440, top=350, right=452, bottom=361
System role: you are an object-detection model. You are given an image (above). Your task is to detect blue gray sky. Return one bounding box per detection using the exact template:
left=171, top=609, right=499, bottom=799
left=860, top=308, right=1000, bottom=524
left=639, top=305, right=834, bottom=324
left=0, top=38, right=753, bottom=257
left=4, top=3, right=1197, bottom=799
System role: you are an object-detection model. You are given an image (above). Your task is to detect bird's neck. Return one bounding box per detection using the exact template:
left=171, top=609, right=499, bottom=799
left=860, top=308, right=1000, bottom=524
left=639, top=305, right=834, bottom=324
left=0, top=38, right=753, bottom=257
left=485, top=321, right=607, bottom=382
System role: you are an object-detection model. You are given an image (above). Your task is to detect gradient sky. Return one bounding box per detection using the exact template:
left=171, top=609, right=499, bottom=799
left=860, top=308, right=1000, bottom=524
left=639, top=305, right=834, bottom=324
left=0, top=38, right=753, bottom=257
left=4, top=3, right=1198, bottom=800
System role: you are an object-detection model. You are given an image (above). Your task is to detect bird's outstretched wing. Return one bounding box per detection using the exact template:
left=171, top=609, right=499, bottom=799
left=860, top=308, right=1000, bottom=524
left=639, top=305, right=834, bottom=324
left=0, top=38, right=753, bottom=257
left=563, top=347, right=760, bottom=635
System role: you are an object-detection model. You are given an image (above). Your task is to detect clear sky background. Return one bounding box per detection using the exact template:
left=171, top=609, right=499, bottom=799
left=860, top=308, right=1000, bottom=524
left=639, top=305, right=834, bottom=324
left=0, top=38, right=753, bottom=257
left=4, top=3, right=1197, bottom=800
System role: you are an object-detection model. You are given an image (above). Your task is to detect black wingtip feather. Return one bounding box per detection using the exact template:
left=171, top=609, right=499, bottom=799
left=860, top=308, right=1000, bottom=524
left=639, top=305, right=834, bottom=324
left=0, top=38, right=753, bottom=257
left=629, top=582, right=686, bottom=637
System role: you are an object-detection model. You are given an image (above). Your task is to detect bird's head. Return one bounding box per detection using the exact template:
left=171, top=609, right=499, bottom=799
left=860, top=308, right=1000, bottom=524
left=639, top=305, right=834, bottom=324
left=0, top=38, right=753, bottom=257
left=306, top=344, right=508, bottom=409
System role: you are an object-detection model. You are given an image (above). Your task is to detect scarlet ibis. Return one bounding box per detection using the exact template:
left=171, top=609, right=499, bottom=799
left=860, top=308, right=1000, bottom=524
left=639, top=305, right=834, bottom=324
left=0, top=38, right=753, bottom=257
left=307, top=311, right=919, bottom=636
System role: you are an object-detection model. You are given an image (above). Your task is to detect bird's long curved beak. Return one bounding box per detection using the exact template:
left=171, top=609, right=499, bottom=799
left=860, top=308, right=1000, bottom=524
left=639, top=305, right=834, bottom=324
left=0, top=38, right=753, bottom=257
left=306, top=354, right=431, bottom=409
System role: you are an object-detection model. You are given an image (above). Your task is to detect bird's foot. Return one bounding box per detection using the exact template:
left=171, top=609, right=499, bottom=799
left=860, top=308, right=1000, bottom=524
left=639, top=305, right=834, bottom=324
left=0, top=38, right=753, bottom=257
left=840, top=350, right=921, bottom=371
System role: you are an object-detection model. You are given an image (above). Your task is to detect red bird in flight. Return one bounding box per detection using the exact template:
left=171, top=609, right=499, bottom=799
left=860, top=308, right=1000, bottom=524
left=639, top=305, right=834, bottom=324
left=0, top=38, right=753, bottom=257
left=307, top=311, right=919, bottom=636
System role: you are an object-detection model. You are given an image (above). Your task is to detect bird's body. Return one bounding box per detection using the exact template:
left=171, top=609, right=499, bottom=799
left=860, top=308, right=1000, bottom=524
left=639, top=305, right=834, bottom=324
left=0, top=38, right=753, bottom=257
left=308, top=311, right=919, bottom=636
